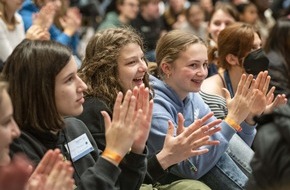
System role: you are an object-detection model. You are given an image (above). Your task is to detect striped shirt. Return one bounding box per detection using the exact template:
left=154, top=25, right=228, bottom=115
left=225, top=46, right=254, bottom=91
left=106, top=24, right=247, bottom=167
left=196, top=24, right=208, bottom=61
left=200, top=91, right=228, bottom=119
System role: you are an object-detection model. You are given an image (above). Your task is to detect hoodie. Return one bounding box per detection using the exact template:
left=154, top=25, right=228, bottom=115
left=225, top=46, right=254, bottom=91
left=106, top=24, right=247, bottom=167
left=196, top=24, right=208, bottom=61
left=148, top=75, right=256, bottom=179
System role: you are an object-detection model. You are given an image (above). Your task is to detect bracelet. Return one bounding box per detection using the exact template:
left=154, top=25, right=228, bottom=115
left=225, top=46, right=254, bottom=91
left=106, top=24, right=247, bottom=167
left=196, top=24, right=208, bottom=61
left=224, top=117, right=242, bottom=132
left=102, top=149, right=122, bottom=164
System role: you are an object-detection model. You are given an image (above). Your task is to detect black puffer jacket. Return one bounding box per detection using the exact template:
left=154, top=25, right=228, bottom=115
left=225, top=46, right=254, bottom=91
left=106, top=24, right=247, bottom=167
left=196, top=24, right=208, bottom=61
left=247, top=102, right=290, bottom=190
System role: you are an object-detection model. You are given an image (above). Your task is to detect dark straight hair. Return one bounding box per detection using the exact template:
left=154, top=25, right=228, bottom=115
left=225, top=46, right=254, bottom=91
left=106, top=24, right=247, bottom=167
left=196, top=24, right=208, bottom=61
left=3, top=39, right=72, bottom=132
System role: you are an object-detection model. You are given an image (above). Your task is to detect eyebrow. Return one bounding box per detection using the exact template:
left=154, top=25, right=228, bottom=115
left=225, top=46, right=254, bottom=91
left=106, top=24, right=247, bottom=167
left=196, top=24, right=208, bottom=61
left=62, top=72, right=75, bottom=81
left=123, top=54, right=145, bottom=61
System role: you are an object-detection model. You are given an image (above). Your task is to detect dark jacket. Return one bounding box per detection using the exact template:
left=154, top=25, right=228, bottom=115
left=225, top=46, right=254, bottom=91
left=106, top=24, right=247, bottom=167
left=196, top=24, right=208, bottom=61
left=77, top=96, right=170, bottom=185
left=247, top=102, right=290, bottom=190
left=10, top=117, right=147, bottom=190
left=267, top=50, right=290, bottom=98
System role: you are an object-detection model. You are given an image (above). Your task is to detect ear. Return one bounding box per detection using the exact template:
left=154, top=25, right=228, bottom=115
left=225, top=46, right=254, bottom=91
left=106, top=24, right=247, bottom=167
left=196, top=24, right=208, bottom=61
left=225, top=54, right=239, bottom=66
left=160, top=62, right=172, bottom=75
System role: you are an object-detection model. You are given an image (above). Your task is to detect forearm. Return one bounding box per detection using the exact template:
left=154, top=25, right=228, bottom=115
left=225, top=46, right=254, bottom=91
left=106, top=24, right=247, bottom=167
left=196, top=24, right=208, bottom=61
left=118, top=150, right=147, bottom=190
left=76, top=157, right=121, bottom=190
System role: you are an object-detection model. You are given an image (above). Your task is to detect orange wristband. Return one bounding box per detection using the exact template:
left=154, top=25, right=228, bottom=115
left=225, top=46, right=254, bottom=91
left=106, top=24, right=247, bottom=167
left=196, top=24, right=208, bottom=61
left=224, top=117, right=242, bottom=132
left=102, top=149, right=122, bottom=164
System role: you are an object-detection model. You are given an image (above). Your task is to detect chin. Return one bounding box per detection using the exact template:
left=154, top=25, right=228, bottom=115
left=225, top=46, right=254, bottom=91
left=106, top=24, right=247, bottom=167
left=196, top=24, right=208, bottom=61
left=0, top=154, right=11, bottom=166
left=62, top=107, right=83, bottom=117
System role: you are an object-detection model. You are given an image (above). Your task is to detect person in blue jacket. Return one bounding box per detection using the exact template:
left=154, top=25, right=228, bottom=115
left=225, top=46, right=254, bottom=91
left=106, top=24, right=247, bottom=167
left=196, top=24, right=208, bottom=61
left=148, top=29, right=273, bottom=190
left=19, top=0, right=81, bottom=57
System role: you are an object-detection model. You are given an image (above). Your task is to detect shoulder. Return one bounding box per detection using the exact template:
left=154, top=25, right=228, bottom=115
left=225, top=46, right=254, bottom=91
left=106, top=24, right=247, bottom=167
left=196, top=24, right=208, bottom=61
left=201, top=74, right=225, bottom=97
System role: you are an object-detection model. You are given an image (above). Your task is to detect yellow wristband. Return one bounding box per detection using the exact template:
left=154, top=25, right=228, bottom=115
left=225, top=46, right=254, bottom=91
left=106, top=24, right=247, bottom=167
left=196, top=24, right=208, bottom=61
left=224, top=117, right=242, bottom=132
left=102, top=149, right=122, bottom=164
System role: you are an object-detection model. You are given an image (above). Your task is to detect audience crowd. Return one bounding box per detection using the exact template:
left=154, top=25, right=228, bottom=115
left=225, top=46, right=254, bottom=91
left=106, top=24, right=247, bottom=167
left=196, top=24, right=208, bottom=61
left=0, top=0, right=290, bottom=189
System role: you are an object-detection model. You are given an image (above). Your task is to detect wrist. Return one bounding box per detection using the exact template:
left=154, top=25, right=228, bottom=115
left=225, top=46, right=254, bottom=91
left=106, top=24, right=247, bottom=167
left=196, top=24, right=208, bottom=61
left=224, top=117, right=242, bottom=132
left=64, top=28, right=75, bottom=37
left=101, top=148, right=123, bottom=166
left=156, top=150, right=172, bottom=170
left=131, top=144, right=145, bottom=155
left=245, top=116, right=256, bottom=125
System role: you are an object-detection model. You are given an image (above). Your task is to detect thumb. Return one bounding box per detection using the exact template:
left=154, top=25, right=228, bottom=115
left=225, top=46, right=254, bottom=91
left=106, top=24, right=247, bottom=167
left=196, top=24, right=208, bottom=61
left=167, top=120, right=175, bottom=137
left=222, top=88, right=231, bottom=104
left=101, top=111, right=112, bottom=133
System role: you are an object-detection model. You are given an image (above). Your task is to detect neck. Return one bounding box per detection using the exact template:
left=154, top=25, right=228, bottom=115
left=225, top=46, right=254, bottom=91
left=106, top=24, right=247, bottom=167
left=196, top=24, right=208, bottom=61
left=226, top=67, right=244, bottom=94
left=119, top=14, right=129, bottom=24
left=3, top=9, right=15, bottom=23
left=163, top=78, right=188, bottom=101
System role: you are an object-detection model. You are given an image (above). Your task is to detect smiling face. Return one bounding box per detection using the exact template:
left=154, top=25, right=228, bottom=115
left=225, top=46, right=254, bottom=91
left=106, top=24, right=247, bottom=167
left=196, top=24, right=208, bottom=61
left=208, top=9, right=236, bottom=43
left=0, top=89, right=20, bottom=166
left=55, top=57, right=88, bottom=117
left=163, top=43, right=208, bottom=100
left=117, top=43, right=148, bottom=92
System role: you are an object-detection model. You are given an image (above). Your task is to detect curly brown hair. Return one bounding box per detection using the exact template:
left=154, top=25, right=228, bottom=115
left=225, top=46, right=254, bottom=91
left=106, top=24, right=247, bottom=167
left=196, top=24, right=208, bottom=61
left=79, top=27, right=151, bottom=110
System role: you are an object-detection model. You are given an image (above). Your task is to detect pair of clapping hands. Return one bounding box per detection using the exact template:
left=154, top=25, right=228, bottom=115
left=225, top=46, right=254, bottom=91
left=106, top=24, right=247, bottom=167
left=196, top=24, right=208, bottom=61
left=0, top=149, right=74, bottom=190
left=102, top=84, right=221, bottom=167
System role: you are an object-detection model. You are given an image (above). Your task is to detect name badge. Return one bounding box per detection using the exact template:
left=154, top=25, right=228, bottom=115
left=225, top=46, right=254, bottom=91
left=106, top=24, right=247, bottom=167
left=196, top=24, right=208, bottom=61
left=65, top=133, right=94, bottom=162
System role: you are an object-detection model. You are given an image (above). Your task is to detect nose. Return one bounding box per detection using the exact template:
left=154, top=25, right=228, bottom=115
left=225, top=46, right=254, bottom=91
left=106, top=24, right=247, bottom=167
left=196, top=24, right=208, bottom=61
left=219, top=23, right=226, bottom=32
left=138, top=60, right=148, bottom=72
left=77, top=76, right=88, bottom=92
left=197, top=66, right=208, bottom=77
left=11, top=119, right=20, bottom=139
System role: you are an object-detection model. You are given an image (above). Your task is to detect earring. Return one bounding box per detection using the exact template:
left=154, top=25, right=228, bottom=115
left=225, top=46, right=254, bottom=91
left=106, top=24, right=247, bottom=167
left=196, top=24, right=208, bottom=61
left=166, top=73, right=170, bottom=79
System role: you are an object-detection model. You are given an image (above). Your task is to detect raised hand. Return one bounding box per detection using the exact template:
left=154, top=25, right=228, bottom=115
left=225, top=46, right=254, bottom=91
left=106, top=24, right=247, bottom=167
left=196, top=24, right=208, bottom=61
left=131, top=84, right=153, bottom=154
left=156, top=112, right=221, bottom=170
left=224, top=74, right=258, bottom=125
left=26, top=25, right=50, bottom=40
left=247, top=71, right=269, bottom=116
left=59, top=7, right=82, bottom=37
left=26, top=149, right=74, bottom=190
left=263, top=86, right=287, bottom=114
left=0, top=154, right=32, bottom=190
left=101, top=91, right=143, bottom=165
left=244, top=71, right=287, bottom=123
left=32, top=2, right=57, bottom=29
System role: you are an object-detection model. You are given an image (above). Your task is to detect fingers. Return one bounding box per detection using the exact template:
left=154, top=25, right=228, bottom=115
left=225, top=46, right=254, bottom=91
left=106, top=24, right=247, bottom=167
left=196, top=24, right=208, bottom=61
left=112, top=92, right=123, bottom=122
left=132, top=86, right=139, bottom=111
left=142, top=87, right=150, bottom=115
left=266, top=86, right=275, bottom=103
left=135, top=85, right=142, bottom=111
left=167, top=120, right=175, bottom=138
left=262, top=76, right=271, bottom=95
left=118, top=90, right=134, bottom=123
left=200, top=112, right=214, bottom=124
left=190, top=149, right=209, bottom=157
left=206, top=119, right=222, bottom=129
left=124, top=95, right=137, bottom=126
left=26, top=175, right=44, bottom=190
left=176, top=113, right=185, bottom=135
left=255, top=71, right=269, bottom=93
left=204, top=126, right=221, bottom=137
left=242, top=74, right=254, bottom=97
left=235, top=74, right=247, bottom=95
left=101, top=111, right=112, bottom=133
left=222, top=88, right=231, bottom=103
left=190, top=136, right=220, bottom=153
left=32, top=149, right=56, bottom=176
left=182, top=119, right=203, bottom=138
left=47, top=161, right=74, bottom=190
left=146, top=100, right=154, bottom=125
